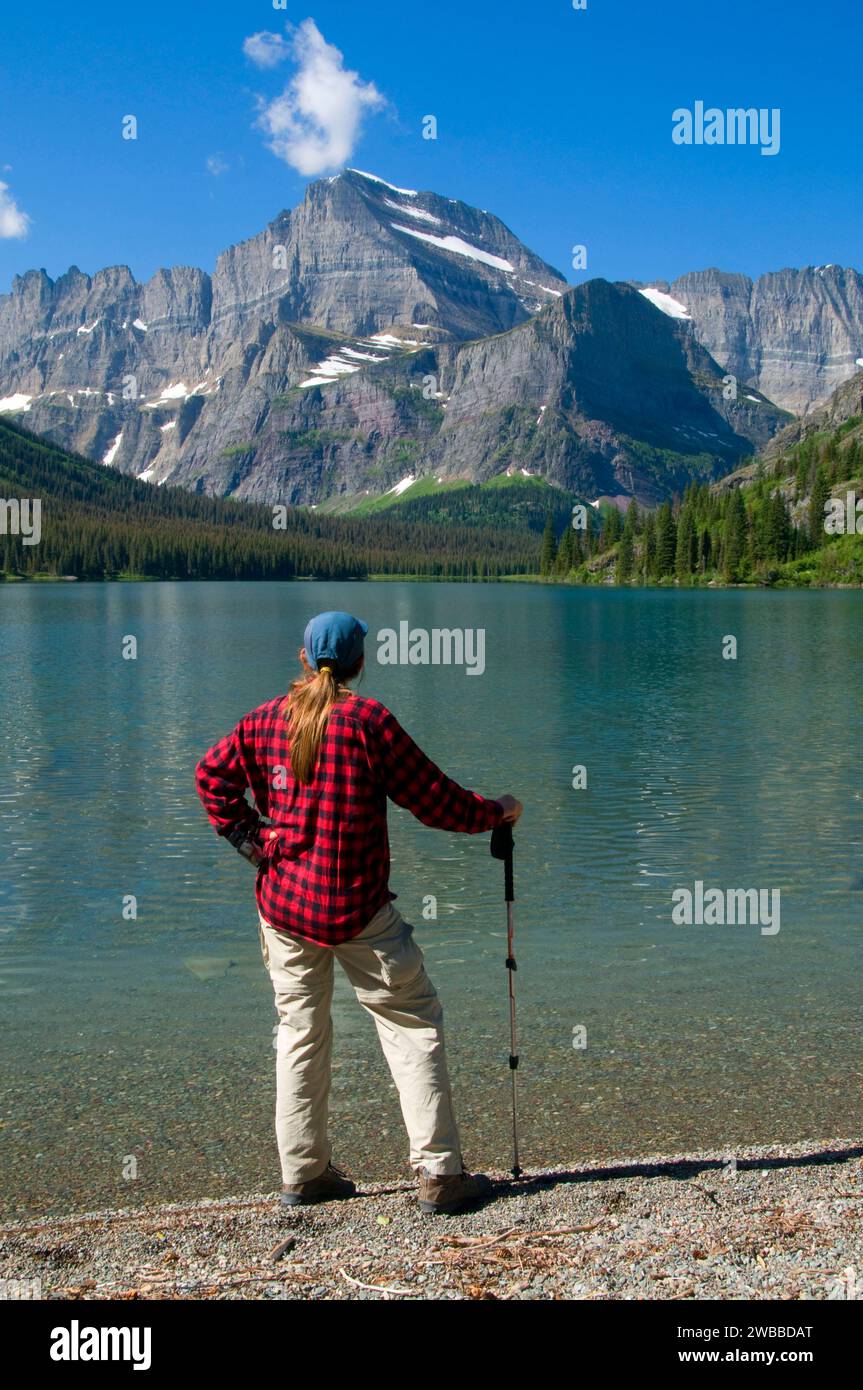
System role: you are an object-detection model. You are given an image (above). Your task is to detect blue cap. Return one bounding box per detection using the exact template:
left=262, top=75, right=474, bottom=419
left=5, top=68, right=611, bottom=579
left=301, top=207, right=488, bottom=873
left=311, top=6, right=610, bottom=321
left=303, top=611, right=368, bottom=673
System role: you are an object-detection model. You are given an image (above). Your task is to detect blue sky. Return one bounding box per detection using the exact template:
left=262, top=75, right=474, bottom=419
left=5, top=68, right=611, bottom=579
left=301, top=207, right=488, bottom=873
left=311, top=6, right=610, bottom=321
left=0, top=0, right=859, bottom=293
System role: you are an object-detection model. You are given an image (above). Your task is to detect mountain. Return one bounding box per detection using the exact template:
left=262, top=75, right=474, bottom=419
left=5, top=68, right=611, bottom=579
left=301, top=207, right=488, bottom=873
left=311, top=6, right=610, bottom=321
left=641, top=266, right=863, bottom=416
left=111, top=276, right=785, bottom=509
left=210, top=168, right=569, bottom=341
left=0, top=169, right=786, bottom=506
left=427, top=279, right=786, bottom=500
left=0, top=169, right=567, bottom=487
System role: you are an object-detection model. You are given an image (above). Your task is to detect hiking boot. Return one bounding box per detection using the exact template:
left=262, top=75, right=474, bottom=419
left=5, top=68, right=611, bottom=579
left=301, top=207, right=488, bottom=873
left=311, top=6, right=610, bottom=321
left=417, top=1166, right=494, bottom=1215
left=280, top=1162, right=357, bottom=1207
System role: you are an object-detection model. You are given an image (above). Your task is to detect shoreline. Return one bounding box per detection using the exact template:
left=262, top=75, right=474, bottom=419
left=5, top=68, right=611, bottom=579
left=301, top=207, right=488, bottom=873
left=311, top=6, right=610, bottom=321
left=2, top=573, right=862, bottom=590
left=3, top=1137, right=861, bottom=1300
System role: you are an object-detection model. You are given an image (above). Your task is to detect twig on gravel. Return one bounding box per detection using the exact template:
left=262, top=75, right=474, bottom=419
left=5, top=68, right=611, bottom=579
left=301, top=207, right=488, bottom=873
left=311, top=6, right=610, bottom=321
left=436, top=1226, right=522, bottom=1249
left=268, top=1237, right=297, bottom=1262
left=338, top=1268, right=419, bottom=1297
left=689, top=1183, right=721, bottom=1207
left=437, top=1221, right=603, bottom=1250
left=0, top=1197, right=282, bottom=1238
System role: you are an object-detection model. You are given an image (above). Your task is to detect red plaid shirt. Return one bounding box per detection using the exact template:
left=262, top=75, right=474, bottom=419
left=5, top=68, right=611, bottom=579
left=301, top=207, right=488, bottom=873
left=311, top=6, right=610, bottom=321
left=195, top=693, right=503, bottom=945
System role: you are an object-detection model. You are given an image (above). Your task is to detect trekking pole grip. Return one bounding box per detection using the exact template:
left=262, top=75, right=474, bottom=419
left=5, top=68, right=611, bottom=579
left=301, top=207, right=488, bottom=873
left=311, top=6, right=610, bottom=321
left=490, top=822, right=514, bottom=902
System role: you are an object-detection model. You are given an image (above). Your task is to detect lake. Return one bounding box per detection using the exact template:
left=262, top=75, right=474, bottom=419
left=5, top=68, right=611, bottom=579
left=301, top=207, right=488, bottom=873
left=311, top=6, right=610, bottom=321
left=1, top=580, right=861, bottom=1218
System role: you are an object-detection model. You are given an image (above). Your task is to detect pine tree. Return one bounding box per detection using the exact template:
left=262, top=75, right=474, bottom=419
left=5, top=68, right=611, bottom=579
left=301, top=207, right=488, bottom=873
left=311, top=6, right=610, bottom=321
left=698, top=526, right=712, bottom=574
left=766, top=490, right=792, bottom=561
left=616, top=499, right=638, bottom=583
left=675, top=505, right=696, bottom=579
left=808, top=466, right=830, bottom=549
left=655, top=502, right=676, bottom=577
left=617, top=525, right=634, bottom=582
left=603, top=505, right=623, bottom=547
left=555, top=526, right=574, bottom=575
left=723, top=488, right=749, bottom=581
left=571, top=525, right=584, bottom=569
left=642, top=511, right=657, bottom=581
left=540, top=514, right=556, bottom=575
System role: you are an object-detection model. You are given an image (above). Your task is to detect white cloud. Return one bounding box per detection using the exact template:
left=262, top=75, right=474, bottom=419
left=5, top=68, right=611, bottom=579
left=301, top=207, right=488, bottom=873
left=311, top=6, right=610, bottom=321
left=0, top=180, right=30, bottom=239
left=251, top=19, right=385, bottom=177
left=243, top=31, right=290, bottom=69
left=206, top=154, right=229, bottom=176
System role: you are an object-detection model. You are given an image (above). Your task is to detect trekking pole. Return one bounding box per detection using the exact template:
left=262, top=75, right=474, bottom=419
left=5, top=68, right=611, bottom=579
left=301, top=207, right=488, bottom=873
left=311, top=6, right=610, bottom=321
left=490, top=821, right=523, bottom=1179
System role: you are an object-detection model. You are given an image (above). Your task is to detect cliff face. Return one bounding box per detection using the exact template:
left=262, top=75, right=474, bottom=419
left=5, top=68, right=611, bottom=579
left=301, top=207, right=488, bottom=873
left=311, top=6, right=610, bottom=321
left=0, top=170, right=790, bottom=505
left=426, top=281, right=786, bottom=503
left=152, top=280, right=787, bottom=509
left=659, top=266, right=863, bottom=416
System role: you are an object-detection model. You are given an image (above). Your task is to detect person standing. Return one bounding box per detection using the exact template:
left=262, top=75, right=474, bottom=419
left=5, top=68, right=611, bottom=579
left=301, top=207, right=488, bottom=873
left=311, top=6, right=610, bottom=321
left=195, top=611, right=523, bottom=1215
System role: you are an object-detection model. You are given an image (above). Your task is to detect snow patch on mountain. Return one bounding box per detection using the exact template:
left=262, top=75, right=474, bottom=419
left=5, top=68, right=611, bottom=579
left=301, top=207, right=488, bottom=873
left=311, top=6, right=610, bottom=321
left=386, top=475, right=416, bottom=496
left=102, top=431, right=123, bottom=465
left=639, top=287, right=691, bottom=320
left=390, top=223, right=514, bottom=273
left=348, top=169, right=417, bottom=197
left=383, top=199, right=441, bottom=225
left=521, top=279, right=564, bottom=298
left=341, top=347, right=387, bottom=362
left=299, top=357, right=362, bottom=387
left=366, top=332, right=420, bottom=347
left=298, top=331, right=420, bottom=388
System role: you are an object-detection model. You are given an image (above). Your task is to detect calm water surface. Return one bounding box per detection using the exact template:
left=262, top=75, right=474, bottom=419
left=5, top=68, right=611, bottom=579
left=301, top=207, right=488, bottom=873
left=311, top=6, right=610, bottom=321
left=1, top=581, right=861, bottom=1217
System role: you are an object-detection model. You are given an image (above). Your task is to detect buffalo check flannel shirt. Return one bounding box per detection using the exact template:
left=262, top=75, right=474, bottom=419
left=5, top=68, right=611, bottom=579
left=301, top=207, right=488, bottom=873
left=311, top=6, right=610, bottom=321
left=195, top=693, right=504, bottom=945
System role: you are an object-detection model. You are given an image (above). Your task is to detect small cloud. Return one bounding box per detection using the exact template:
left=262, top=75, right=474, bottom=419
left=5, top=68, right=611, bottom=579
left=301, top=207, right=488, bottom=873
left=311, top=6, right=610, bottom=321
left=243, top=31, right=290, bottom=70
left=0, top=181, right=30, bottom=239
left=250, top=19, right=385, bottom=177
left=206, top=154, right=229, bottom=176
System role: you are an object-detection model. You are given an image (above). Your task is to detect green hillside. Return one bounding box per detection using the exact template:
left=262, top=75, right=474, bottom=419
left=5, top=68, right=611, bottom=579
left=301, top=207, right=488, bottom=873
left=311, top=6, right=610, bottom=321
left=539, top=415, right=863, bottom=587
left=323, top=471, right=579, bottom=533
left=0, top=419, right=542, bottom=582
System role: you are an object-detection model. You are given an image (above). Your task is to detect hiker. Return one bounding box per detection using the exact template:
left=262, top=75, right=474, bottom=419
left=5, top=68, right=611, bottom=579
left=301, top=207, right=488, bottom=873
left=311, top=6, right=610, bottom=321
left=195, top=611, right=523, bottom=1215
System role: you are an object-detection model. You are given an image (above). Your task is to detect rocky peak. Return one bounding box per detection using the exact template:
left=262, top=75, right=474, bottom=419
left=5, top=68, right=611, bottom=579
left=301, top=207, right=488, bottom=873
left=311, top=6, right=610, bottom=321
left=649, top=265, right=863, bottom=415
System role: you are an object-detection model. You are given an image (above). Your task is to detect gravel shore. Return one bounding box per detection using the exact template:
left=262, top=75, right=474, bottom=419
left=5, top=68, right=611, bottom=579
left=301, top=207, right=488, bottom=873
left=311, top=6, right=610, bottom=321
left=2, top=1138, right=861, bottom=1301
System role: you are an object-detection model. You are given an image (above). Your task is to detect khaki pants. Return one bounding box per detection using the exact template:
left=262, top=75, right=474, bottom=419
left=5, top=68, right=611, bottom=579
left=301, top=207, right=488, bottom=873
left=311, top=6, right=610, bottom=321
left=258, top=901, right=463, bottom=1183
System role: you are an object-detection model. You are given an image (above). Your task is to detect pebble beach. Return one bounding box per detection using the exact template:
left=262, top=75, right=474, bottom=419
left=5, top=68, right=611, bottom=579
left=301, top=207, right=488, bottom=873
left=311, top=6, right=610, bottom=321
left=2, top=1138, right=861, bottom=1301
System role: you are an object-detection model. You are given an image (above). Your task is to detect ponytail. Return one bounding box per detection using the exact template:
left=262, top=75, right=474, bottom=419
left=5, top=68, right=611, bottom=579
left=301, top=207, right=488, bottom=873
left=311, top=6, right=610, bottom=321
left=283, top=654, right=360, bottom=784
